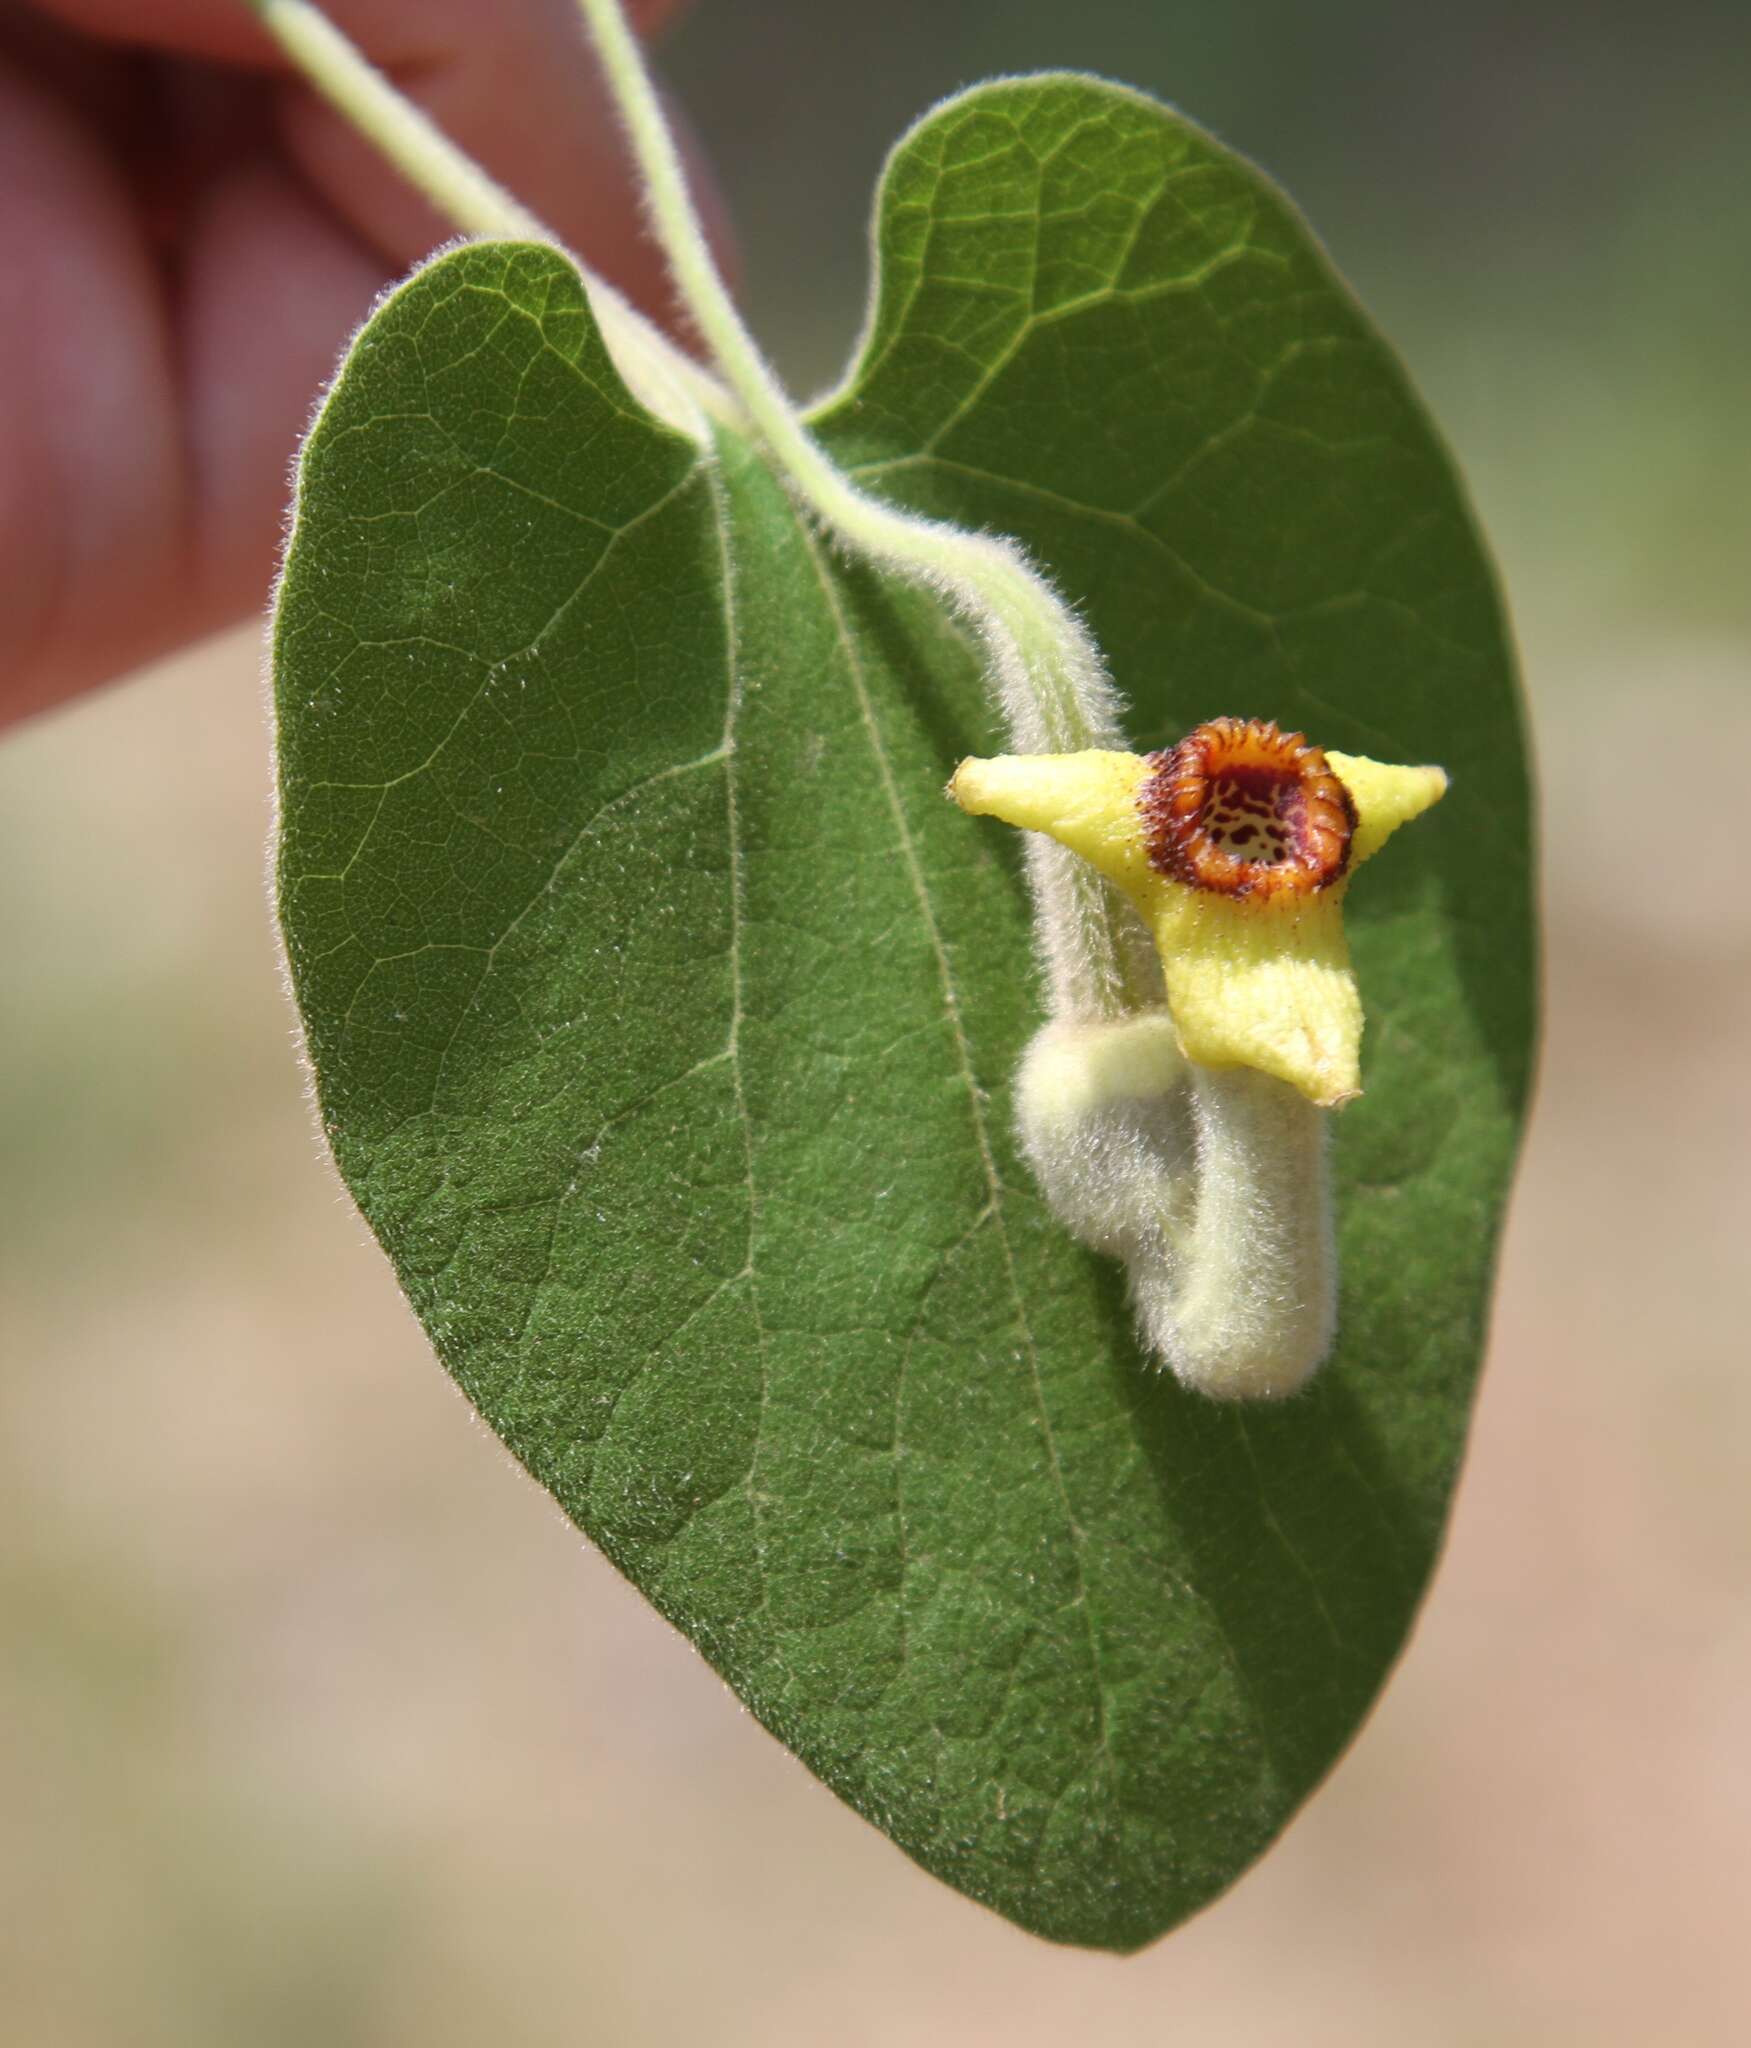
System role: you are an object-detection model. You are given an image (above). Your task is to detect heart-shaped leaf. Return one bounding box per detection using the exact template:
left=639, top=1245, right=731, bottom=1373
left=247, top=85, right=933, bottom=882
left=274, top=77, right=1533, bottom=1950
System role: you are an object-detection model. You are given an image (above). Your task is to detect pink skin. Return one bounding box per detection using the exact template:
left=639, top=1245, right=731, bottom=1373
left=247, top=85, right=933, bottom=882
left=0, top=0, right=722, bottom=729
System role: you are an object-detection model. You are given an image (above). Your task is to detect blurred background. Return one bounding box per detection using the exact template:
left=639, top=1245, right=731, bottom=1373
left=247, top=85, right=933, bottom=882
left=3, top=0, right=1749, bottom=2040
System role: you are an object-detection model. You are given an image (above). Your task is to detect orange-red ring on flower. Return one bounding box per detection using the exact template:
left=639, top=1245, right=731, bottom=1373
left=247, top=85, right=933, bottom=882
left=1139, top=717, right=1356, bottom=900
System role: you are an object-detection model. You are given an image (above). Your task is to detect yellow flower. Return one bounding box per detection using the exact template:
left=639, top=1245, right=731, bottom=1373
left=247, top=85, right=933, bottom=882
left=951, top=717, right=1446, bottom=1107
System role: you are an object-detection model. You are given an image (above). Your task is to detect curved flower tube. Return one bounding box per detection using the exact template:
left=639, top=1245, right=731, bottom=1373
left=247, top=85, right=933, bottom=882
left=952, top=719, right=1447, bottom=1399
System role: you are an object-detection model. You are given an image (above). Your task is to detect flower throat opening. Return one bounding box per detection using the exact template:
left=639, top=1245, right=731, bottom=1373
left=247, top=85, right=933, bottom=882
left=1140, top=717, right=1355, bottom=901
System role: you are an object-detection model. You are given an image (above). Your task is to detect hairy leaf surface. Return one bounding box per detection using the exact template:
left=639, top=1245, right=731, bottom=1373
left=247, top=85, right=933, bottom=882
left=274, top=77, right=1534, bottom=1950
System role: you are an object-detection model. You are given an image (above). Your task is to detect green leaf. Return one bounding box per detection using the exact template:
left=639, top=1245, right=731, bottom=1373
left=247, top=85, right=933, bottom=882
left=274, top=77, right=1533, bottom=1951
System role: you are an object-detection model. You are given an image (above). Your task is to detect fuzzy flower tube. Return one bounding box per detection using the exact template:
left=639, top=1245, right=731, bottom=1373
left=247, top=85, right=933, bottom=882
left=953, top=719, right=1447, bottom=1399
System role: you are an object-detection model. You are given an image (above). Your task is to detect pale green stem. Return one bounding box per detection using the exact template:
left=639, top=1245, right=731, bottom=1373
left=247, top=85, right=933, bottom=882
left=244, top=0, right=545, bottom=240
left=577, top=0, right=1338, bottom=1394
left=570, top=0, right=1156, bottom=1018
left=237, top=0, right=730, bottom=437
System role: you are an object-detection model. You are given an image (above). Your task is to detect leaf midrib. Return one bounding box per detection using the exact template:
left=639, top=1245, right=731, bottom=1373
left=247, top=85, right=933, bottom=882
left=774, top=480, right=1119, bottom=1801
left=705, top=455, right=775, bottom=1625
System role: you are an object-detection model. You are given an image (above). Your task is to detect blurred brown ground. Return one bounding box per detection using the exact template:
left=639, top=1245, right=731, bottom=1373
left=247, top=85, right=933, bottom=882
left=3, top=1, right=1749, bottom=2041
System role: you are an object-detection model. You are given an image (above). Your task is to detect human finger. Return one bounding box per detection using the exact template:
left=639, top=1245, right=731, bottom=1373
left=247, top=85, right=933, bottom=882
left=27, top=0, right=714, bottom=312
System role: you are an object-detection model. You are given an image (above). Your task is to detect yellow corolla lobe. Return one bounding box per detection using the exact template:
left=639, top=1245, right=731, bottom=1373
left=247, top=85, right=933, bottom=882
left=952, top=749, right=1156, bottom=894
left=1326, top=749, right=1448, bottom=867
left=949, top=719, right=1446, bottom=1107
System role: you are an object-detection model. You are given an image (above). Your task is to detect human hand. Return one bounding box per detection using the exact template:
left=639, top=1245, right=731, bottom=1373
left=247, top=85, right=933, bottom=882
left=0, top=0, right=712, bottom=728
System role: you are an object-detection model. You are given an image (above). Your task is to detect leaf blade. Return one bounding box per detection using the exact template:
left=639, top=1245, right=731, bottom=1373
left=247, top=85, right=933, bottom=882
left=276, top=75, right=1533, bottom=1953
